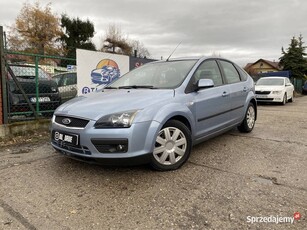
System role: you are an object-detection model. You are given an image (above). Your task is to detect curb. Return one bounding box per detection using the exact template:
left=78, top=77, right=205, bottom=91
left=0, top=119, right=50, bottom=139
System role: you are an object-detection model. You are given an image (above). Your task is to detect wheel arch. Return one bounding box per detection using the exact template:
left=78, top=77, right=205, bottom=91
left=149, top=104, right=195, bottom=152
left=165, top=115, right=192, bottom=132
left=250, top=98, right=257, bottom=121
left=152, top=103, right=195, bottom=135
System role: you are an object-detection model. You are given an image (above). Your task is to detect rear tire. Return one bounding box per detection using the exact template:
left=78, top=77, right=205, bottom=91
left=238, top=102, right=256, bottom=133
left=150, top=120, right=192, bottom=171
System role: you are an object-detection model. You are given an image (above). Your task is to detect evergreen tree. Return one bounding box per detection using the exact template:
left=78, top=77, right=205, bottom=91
left=60, top=14, right=96, bottom=64
left=279, top=35, right=307, bottom=79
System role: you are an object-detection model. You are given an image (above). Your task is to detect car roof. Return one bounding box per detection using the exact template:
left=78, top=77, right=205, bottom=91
left=151, top=56, right=235, bottom=63
left=260, top=76, right=287, bottom=80
left=52, top=72, right=76, bottom=77
left=9, top=64, right=37, bottom=68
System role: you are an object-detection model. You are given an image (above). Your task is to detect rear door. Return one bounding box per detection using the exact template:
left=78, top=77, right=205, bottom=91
left=218, top=60, right=248, bottom=123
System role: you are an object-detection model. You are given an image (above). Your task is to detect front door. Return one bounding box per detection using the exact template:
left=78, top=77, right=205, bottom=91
left=191, top=60, right=233, bottom=138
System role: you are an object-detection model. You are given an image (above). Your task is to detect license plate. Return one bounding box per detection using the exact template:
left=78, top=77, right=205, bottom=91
left=30, top=97, right=50, bottom=103
left=52, top=131, right=79, bottom=146
left=256, top=95, right=268, bottom=99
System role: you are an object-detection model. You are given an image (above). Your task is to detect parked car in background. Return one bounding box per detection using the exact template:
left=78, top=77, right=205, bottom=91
left=51, top=57, right=257, bottom=171
left=7, top=64, right=61, bottom=116
left=302, top=80, right=307, bottom=95
left=52, top=72, right=77, bottom=103
left=255, top=77, right=294, bottom=105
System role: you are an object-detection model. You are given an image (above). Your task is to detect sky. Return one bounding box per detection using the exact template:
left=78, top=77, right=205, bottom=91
left=0, top=0, right=306, bottom=67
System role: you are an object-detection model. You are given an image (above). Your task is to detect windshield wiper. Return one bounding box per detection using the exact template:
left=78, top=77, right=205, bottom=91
left=104, top=86, right=118, bottom=89
left=118, top=85, right=157, bottom=89
left=17, top=75, right=35, bottom=79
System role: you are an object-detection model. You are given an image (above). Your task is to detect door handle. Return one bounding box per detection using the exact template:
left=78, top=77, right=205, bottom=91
left=222, top=91, right=229, bottom=97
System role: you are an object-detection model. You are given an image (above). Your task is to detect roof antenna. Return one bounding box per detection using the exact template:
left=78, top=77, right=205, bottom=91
left=166, top=41, right=182, bottom=61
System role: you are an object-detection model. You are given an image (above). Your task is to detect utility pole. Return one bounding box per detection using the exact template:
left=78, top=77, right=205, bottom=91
left=0, top=26, right=8, bottom=124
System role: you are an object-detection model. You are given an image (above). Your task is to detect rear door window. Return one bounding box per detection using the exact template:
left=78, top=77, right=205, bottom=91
left=219, top=61, right=241, bottom=84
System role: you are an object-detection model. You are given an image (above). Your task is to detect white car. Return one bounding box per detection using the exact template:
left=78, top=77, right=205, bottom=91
left=52, top=72, right=77, bottom=103
left=255, top=77, right=294, bottom=105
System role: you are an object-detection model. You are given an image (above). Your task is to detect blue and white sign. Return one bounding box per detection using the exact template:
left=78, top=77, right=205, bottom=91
left=76, top=49, right=129, bottom=96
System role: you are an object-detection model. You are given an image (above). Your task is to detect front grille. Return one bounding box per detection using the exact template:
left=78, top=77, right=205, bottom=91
left=52, top=140, right=91, bottom=155
left=256, top=91, right=271, bottom=95
left=257, top=98, right=273, bottom=101
left=55, top=116, right=89, bottom=128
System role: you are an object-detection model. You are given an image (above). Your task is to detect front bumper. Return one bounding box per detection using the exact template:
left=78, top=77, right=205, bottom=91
left=256, top=94, right=283, bottom=102
left=51, top=119, right=160, bottom=165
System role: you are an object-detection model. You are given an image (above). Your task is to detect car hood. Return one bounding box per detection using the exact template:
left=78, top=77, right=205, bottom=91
left=55, top=89, right=175, bottom=120
left=255, top=85, right=284, bottom=91
left=8, top=79, right=57, bottom=94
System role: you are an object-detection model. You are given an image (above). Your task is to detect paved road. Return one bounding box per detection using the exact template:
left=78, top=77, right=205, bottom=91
left=0, top=97, right=306, bottom=230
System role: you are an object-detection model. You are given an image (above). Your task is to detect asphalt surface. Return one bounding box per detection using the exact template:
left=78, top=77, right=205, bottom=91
left=0, top=97, right=306, bottom=230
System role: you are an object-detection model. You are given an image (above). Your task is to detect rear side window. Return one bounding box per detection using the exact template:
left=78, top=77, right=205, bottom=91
left=235, top=64, right=248, bottom=81
left=219, top=61, right=241, bottom=84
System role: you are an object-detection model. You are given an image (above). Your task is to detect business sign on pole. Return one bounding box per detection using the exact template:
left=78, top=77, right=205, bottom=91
left=67, top=65, right=77, bottom=72
left=76, top=49, right=129, bottom=95
left=129, top=57, right=156, bottom=70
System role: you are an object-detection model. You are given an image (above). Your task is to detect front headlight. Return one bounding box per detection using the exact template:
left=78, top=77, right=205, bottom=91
left=94, top=110, right=138, bottom=128
left=52, top=115, right=56, bottom=122
left=272, top=91, right=282, bottom=94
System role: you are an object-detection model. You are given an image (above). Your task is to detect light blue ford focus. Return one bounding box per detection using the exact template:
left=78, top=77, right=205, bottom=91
left=51, top=57, right=257, bottom=171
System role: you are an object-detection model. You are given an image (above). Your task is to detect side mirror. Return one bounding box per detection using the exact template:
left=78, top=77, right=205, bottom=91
left=197, top=79, right=214, bottom=90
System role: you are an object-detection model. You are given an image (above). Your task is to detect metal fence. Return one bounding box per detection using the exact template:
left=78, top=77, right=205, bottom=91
left=292, top=78, right=304, bottom=93
left=1, top=50, right=76, bottom=123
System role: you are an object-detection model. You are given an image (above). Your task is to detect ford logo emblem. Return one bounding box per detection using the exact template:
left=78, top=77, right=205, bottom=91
left=62, top=118, right=71, bottom=125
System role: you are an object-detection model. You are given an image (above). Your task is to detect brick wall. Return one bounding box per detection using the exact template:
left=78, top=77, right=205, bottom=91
left=0, top=84, right=3, bottom=125
left=0, top=73, right=3, bottom=125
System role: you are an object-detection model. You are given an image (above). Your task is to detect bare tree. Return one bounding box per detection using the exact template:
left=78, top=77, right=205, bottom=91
left=100, top=23, right=150, bottom=57
left=101, top=24, right=132, bottom=55
left=130, top=39, right=150, bottom=58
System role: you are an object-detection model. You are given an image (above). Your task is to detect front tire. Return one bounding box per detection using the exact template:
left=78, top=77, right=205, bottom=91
left=281, top=93, right=287, bottom=105
left=288, top=91, right=294, bottom=102
left=150, top=120, right=192, bottom=171
left=238, top=102, right=256, bottom=133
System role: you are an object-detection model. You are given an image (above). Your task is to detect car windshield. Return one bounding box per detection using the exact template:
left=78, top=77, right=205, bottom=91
left=10, top=66, right=50, bottom=79
left=256, top=78, right=284, bottom=86
left=108, top=60, right=197, bottom=89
